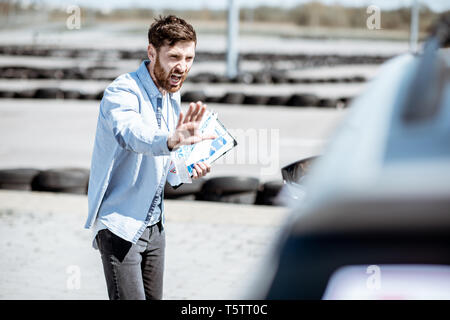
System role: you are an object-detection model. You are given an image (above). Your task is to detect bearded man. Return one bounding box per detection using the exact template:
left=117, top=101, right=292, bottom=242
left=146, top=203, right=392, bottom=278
left=84, top=15, right=214, bottom=300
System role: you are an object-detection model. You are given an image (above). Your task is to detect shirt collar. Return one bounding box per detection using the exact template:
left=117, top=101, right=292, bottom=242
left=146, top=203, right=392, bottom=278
left=137, top=60, right=175, bottom=101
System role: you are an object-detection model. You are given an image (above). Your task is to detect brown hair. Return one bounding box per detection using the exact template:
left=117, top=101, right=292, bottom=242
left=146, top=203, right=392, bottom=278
left=148, top=15, right=197, bottom=50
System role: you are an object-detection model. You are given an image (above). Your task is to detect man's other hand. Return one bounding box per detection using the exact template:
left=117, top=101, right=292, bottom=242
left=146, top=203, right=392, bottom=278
left=191, top=162, right=211, bottom=179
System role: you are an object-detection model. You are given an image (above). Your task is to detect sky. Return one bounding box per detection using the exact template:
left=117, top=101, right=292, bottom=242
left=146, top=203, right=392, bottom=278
left=42, top=0, right=450, bottom=12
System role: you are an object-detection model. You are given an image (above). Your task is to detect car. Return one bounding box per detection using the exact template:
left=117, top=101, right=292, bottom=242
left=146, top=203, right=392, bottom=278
left=249, top=18, right=450, bottom=300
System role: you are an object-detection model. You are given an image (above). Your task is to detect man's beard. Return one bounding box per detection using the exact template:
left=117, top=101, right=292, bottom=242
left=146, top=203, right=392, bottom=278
left=153, top=55, right=188, bottom=93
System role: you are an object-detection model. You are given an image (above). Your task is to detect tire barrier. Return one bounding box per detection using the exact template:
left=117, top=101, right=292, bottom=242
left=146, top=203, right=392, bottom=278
left=0, top=45, right=390, bottom=65
left=31, top=168, right=90, bottom=194
left=0, top=168, right=41, bottom=191
left=163, top=178, right=205, bottom=200
left=0, top=168, right=287, bottom=206
left=196, top=176, right=260, bottom=205
left=254, top=180, right=284, bottom=206
left=0, top=66, right=107, bottom=81
left=192, top=72, right=366, bottom=85
left=0, top=65, right=367, bottom=86
left=0, top=86, right=352, bottom=108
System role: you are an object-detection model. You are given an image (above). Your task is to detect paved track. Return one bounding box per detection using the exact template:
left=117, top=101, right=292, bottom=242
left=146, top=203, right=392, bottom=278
left=0, top=190, right=288, bottom=299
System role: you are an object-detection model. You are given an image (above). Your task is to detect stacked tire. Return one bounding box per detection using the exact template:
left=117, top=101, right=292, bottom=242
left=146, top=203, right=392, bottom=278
left=196, top=176, right=260, bottom=205
left=0, top=168, right=41, bottom=190
left=0, top=168, right=285, bottom=206
left=31, top=168, right=90, bottom=194
left=254, top=180, right=284, bottom=206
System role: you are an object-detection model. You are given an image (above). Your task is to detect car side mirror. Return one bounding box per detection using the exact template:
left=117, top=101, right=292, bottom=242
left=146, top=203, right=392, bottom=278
left=281, top=156, right=318, bottom=185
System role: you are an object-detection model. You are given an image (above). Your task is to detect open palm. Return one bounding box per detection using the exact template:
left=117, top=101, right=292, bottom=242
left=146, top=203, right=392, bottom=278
left=167, top=101, right=216, bottom=151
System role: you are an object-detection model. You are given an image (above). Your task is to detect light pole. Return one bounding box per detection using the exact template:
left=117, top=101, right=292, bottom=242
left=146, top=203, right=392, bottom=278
left=226, top=0, right=239, bottom=79
left=410, top=0, right=419, bottom=53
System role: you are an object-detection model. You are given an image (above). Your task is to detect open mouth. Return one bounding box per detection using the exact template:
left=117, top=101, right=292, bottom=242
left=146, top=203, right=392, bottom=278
left=169, top=73, right=183, bottom=86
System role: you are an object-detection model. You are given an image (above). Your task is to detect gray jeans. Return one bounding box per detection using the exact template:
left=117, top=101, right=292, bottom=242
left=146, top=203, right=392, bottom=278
left=96, top=222, right=165, bottom=300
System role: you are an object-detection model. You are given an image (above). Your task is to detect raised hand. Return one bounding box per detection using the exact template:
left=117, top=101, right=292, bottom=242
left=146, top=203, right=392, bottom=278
left=167, top=101, right=217, bottom=151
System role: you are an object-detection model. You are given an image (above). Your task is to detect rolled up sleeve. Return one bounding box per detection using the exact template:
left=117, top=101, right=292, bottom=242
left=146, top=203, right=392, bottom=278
left=101, top=85, right=171, bottom=156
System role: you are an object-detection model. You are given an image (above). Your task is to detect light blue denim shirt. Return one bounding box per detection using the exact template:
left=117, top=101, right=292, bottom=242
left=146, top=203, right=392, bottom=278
left=85, top=60, right=180, bottom=249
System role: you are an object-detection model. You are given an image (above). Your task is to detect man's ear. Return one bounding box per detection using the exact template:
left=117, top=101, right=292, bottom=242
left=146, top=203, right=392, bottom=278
left=147, top=44, right=156, bottom=61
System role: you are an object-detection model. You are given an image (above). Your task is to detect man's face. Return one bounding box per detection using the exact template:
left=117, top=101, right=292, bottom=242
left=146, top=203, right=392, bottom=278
left=148, top=40, right=195, bottom=93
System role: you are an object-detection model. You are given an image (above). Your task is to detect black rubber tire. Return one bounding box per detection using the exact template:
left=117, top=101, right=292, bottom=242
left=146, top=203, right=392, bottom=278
left=31, top=168, right=90, bottom=193
left=337, top=97, right=351, bottom=108
left=63, top=90, right=81, bottom=100
left=197, top=176, right=260, bottom=203
left=79, top=92, right=98, bottom=100
left=95, top=91, right=104, bottom=100
left=254, top=180, right=284, bottom=205
left=324, top=77, right=338, bottom=83
left=317, top=98, right=337, bottom=108
left=0, top=90, right=15, bottom=98
left=287, top=94, right=319, bottom=107
left=252, top=72, right=273, bottom=84
left=220, top=92, right=245, bottom=105
left=36, top=70, right=50, bottom=79
left=13, top=69, right=28, bottom=79
left=164, top=178, right=205, bottom=199
left=271, top=72, right=288, bottom=84
left=202, top=192, right=257, bottom=205
left=37, top=186, right=88, bottom=194
left=287, top=78, right=301, bottom=84
left=34, top=88, right=63, bottom=99
left=266, top=95, right=291, bottom=106
left=232, top=73, right=253, bottom=84
left=205, top=96, right=222, bottom=103
left=211, top=74, right=229, bottom=83
left=243, top=94, right=269, bottom=106
left=14, top=89, right=36, bottom=99
left=290, top=78, right=313, bottom=84
left=0, top=168, right=41, bottom=190
left=352, top=75, right=366, bottom=82
left=181, top=91, right=207, bottom=103
left=0, top=183, right=32, bottom=190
